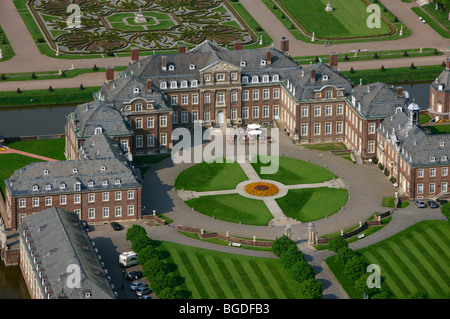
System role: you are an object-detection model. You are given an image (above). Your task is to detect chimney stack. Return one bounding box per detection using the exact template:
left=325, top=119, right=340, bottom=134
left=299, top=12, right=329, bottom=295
left=266, top=51, right=272, bottom=65
left=280, top=37, right=289, bottom=53
left=178, top=45, right=186, bottom=54
left=234, top=42, right=242, bottom=51
left=131, top=47, right=139, bottom=64
left=396, top=86, right=403, bottom=97
left=147, top=80, right=152, bottom=93
left=161, top=56, right=167, bottom=71
left=446, top=57, right=450, bottom=70
left=329, top=52, right=338, bottom=68
left=310, top=69, right=316, bottom=83
left=105, top=66, right=114, bottom=83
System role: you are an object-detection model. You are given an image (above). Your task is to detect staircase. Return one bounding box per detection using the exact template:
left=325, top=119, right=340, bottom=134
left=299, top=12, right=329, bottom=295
left=352, top=151, right=364, bottom=165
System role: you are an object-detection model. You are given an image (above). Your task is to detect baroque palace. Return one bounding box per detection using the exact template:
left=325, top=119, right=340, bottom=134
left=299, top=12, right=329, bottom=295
left=4, top=39, right=449, bottom=231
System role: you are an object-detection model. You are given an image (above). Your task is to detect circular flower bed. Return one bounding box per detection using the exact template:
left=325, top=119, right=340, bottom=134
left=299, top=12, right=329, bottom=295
left=245, top=182, right=279, bottom=197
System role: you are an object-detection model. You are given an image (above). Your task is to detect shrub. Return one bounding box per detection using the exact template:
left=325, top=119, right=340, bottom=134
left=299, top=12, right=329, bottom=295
left=126, top=224, right=147, bottom=242
left=371, top=289, right=394, bottom=299
left=383, top=168, right=389, bottom=176
left=137, top=244, right=159, bottom=266
left=336, top=246, right=355, bottom=265
left=16, top=88, right=22, bottom=94
left=408, top=291, right=430, bottom=299
left=280, top=245, right=305, bottom=269
left=281, top=13, right=285, bottom=19
left=354, top=273, right=377, bottom=298
left=131, top=233, right=153, bottom=253
left=0, top=74, right=6, bottom=80
left=410, top=63, right=416, bottom=69
left=440, top=202, right=450, bottom=218
left=36, top=37, right=45, bottom=43
left=403, top=50, right=408, bottom=57
left=434, top=48, right=439, bottom=55
left=389, top=176, right=396, bottom=184
left=31, top=72, right=37, bottom=79
left=255, top=26, right=263, bottom=31
left=349, top=67, right=355, bottom=73
left=289, top=260, right=316, bottom=283
left=92, top=64, right=99, bottom=71
left=380, top=65, right=385, bottom=72
left=48, top=85, right=54, bottom=92
left=371, top=156, right=378, bottom=164
left=344, top=54, right=349, bottom=61
left=299, top=278, right=322, bottom=299
left=373, top=52, right=379, bottom=59
left=79, top=83, right=85, bottom=90
left=344, top=255, right=368, bottom=281
left=158, top=287, right=178, bottom=299
left=378, top=162, right=384, bottom=170
left=328, top=236, right=348, bottom=253
left=272, top=235, right=297, bottom=257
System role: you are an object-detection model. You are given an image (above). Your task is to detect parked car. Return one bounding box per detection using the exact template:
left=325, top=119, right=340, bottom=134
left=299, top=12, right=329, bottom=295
left=129, top=282, right=149, bottom=291
left=427, top=200, right=439, bottom=209
left=126, top=271, right=143, bottom=281
left=80, top=220, right=90, bottom=232
left=140, top=295, right=156, bottom=299
left=136, top=287, right=153, bottom=297
left=414, top=200, right=427, bottom=208
left=111, top=222, right=122, bottom=231
left=437, top=199, right=448, bottom=205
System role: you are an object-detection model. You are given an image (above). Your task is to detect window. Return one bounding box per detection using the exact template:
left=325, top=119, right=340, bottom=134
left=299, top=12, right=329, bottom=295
left=314, top=123, right=321, bottom=135
left=189, top=64, right=195, bottom=70
left=204, top=110, right=210, bottom=122
left=160, top=133, right=167, bottom=146
left=242, top=90, right=249, bottom=101
left=368, top=140, right=375, bottom=153
left=74, top=194, right=81, bottom=204
left=136, top=103, right=142, bottom=112
left=337, top=104, right=343, bottom=115
left=182, top=111, right=188, bottom=123
left=19, top=198, right=26, bottom=208
left=74, top=182, right=81, bottom=192
left=336, top=121, right=343, bottom=134
left=325, top=105, right=332, bottom=116
left=240, top=61, right=246, bottom=67
left=242, top=107, right=249, bottom=119
left=172, top=111, right=178, bottom=124
left=88, top=208, right=95, bottom=219
left=171, top=95, right=177, bottom=106
left=181, top=94, right=188, bottom=105
left=32, top=197, right=39, bottom=207
left=274, top=88, right=279, bottom=99
left=101, top=166, right=106, bottom=171
left=442, top=182, right=448, bottom=192
left=160, top=82, right=167, bottom=89
left=314, top=106, right=321, bottom=117
left=263, top=89, right=269, bottom=100
left=115, top=191, right=122, bottom=201
left=45, top=197, right=52, bottom=206
left=160, top=116, right=167, bottom=127
left=262, top=75, right=269, bottom=82
left=115, top=206, right=122, bottom=217
left=302, top=106, right=308, bottom=117
left=192, top=111, right=198, bottom=122
left=103, top=207, right=109, bottom=218
left=443, top=167, right=448, bottom=176
left=231, top=109, right=237, bottom=120
left=181, top=81, right=188, bottom=88
left=273, top=74, right=280, bottom=82
left=417, top=184, right=423, bottom=194
left=127, top=205, right=135, bottom=216
left=273, top=105, right=279, bottom=118
left=136, top=135, right=143, bottom=148
left=369, top=123, right=376, bottom=134
left=430, top=183, right=436, bottom=193
left=191, top=80, right=198, bottom=87
left=252, top=106, right=259, bottom=119
left=192, top=94, right=198, bottom=104
left=60, top=195, right=66, bottom=205
left=88, top=193, right=95, bottom=203
left=135, top=118, right=142, bottom=129
left=74, top=209, right=81, bottom=218
left=103, top=192, right=109, bottom=202
left=33, top=185, right=39, bottom=192
left=430, top=168, right=436, bottom=177
left=231, top=73, right=238, bottom=81
left=217, top=74, right=225, bottom=81
left=326, top=91, right=332, bottom=99
left=204, top=94, right=210, bottom=104
left=231, top=92, right=238, bottom=103
left=217, top=93, right=225, bottom=104
left=147, top=134, right=154, bottom=147
left=325, top=122, right=332, bottom=135
left=147, top=117, right=154, bottom=128
left=263, top=106, right=269, bottom=118
left=252, top=90, right=259, bottom=100
left=418, top=169, right=424, bottom=178
left=260, top=60, right=266, bottom=66
left=301, top=124, right=308, bottom=136
left=170, top=81, right=177, bottom=89
left=242, top=76, right=249, bottom=83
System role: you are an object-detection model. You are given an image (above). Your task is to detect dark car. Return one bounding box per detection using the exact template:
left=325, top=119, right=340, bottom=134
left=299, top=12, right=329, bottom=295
left=427, top=200, right=439, bottom=209
left=126, top=271, right=143, bottom=281
left=136, top=287, right=153, bottom=297
left=80, top=220, right=90, bottom=231
left=129, top=282, right=149, bottom=291
left=111, top=222, right=122, bottom=231
left=414, top=200, right=427, bottom=208
left=437, top=199, right=448, bottom=205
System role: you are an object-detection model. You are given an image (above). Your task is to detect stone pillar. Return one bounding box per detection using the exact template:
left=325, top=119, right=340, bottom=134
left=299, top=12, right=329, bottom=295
left=307, top=222, right=316, bottom=245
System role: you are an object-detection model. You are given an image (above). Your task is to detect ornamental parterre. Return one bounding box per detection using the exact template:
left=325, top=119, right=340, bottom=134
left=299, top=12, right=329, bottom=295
left=245, top=182, right=279, bottom=197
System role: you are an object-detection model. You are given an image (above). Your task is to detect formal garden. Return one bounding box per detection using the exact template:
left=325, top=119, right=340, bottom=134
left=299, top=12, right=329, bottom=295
left=175, top=156, right=348, bottom=225
left=23, top=0, right=263, bottom=56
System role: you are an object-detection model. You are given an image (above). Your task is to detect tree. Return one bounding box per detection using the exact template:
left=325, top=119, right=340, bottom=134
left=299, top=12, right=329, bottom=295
left=371, top=289, right=394, bottom=299
left=328, top=236, right=348, bottom=253
left=48, top=85, right=54, bottom=92
left=0, top=74, right=6, bottom=80
left=344, top=255, right=368, bottom=281
left=157, top=287, right=178, bottom=299
left=79, top=83, right=85, bottom=90
left=289, top=260, right=316, bottom=283
left=92, top=64, right=99, bottom=72
left=280, top=245, right=305, bottom=269
left=336, top=246, right=355, bottom=265
left=131, top=233, right=153, bottom=253
left=299, top=278, right=322, bottom=299
left=410, top=63, right=416, bottom=69
left=137, top=244, right=159, bottom=266
left=344, top=54, right=349, bottom=61
left=440, top=202, right=450, bottom=218
left=314, top=56, right=320, bottom=63
left=151, top=272, right=173, bottom=294
left=126, top=224, right=147, bottom=242
left=354, top=273, right=377, bottom=298
left=380, top=65, right=385, bottom=72
left=31, top=72, right=37, bottom=79
left=408, top=291, right=430, bottom=299
left=272, top=235, right=297, bottom=257
left=403, top=50, right=409, bottom=57
left=349, top=67, right=355, bottom=73
left=373, top=52, right=379, bottom=59
left=16, top=88, right=22, bottom=94
left=142, top=255, right=166, bottom=279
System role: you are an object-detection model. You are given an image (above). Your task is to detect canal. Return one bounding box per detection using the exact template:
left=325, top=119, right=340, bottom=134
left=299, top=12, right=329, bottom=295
left=0, top=82, right=431, bottom=298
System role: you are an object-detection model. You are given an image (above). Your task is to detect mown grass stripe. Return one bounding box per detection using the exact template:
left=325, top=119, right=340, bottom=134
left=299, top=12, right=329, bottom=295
left=174, top=248, right=209, bottom=299
left=393, top=239, right=440, bottom=296
left=265, top=263, right=301, bottom=299
left=259, top=262, right=296, bottom=299
left=212, top=256, right=243, bottom=299
left=380, top=243, right=426, bottom=294
left=365, top=249, right=411, bottom=297
left=222, top=258, right=253, bottom=298
left=194, top=252, right=227, bottom=299
left=401, top=234, right=447, bottom=297
left=422, top=226, right=450, bottom=261
left=248, top=260, right=277, bottom=298
left=230, top=258, right=262, bottom=299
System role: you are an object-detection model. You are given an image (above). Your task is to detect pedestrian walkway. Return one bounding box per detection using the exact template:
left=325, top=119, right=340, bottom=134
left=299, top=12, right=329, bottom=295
left=0, top=147, right=58, bottom=161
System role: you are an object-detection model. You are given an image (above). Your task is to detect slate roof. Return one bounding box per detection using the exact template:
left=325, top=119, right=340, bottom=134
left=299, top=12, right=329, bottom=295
left=19, top=207, right=115, bottom=299
left=78, top=131, right=127, bottom=162
left=378, top=110, right=450, bottom=167
left=348, top=82, right=407, bottom=119
left=430, top=57, right=450, bottom=92
left=69, top=100, right=133, bottom=138
left=6, top=156, right=140, bottom=197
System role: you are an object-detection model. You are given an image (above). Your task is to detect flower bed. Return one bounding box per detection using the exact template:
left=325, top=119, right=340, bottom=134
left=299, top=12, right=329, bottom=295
left=245, top=182, right=279, bottom=197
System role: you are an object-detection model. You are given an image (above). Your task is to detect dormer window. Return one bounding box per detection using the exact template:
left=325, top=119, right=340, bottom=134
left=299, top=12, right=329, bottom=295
left=32, top=185, right=39, bottom=191
left=240, top=61, right=246, bottom=67
left=262, top=75, right=269, bottom=83
left=260, top=60, right=266, bottom=66
left=168, top=65, right=175, bottom=71
left=322, top=75, right=329, bottom=81
left=440, top=142, right=445, bottom=147
left=189, top=64, right=195, bottom=70
left=273, top=74, right=279, bottom=82
left=133, top=87, right=140, bottom=94
left=252, top=76, right=259, bottom=83
left=160, top=82, right=167, bottom=89
left=88, top=181, right=94, bottom=187
left=59, top=183, right=66, bottom=190
left=115, top=179, right=121, bottom=185
left=72, top=168, right=78, bottom=174
left=44, top=170, right=49, bottom=176
left=45, top=184, right=51, bottom=191
left=170, top=81, right=177, bottom=89
left=181, top=80, right=188, bottom=88
left=102, top=180, right=108, bottom=186
left=95, top=127, right=102, bottom=135
left=191, top=80, right=198, bottom=87
left=430, top=157, right=436, bottom=162
left=74, top=182, right=81, bottom=191
left=442, top=156, right=448, bottom=162
left=101, top=166, right=106, bottom=171
left=242, top=76, right=249, bottom=84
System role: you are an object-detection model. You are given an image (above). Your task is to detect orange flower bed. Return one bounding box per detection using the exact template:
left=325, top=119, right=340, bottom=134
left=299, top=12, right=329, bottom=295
left=245, top=182, right=279, bottom=197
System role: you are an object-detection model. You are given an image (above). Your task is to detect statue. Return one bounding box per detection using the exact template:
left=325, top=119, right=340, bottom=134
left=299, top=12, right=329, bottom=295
left=134, top=8, right=147, bottom=23
left=0, top=48, right=3, bottom=59
left=325, top=1, right=333, bottom=12
left=311, top=32, right=315, bottom=42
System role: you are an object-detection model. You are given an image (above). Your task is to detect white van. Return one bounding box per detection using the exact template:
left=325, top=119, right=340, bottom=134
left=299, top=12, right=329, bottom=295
left=119, top=251, right=138, bottom=267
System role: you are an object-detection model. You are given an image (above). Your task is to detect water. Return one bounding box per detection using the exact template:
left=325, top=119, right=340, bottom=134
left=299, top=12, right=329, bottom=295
left=0, top=261, right=30, bottom=299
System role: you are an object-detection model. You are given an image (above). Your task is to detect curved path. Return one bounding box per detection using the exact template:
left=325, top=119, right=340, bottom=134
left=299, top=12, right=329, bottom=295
left=138, top=127, right=447, bottom=299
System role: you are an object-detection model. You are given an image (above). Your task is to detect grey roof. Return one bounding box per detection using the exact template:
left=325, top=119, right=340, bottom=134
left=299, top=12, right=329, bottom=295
left=79, top=131, right=127, bottom=163
left=19, top=207, right=115, bottom=299
left=6, top=156, right=140, bottom=197
left=349, top=82, right=406, bottom=119
left=430, top=58, right=449, bottom=92
left=70, top=100, right=133, bottom=138
left=378, top=110, right=450, bottom=167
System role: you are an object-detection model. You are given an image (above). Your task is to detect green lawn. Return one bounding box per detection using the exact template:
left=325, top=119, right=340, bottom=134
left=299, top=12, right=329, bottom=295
left=6, top=138, right=66, bottom=160
left=175, top=160, right=248, bottom=191
left=277, top=0, right=392, bottom=39
left=381, top=196, right=410, bottom=209
left=302, top=142, right=348, bottom=151
left=156, top=240, right=307, bottom=299
left=359, top=220, right=450, bottom=299
left=185, top=194, right=273, bottom=226
left=423, top=124, right=450, bottom=135
left=0, top=153, right=45, bottom=198
left=251, top=156, right=337, bottom=185
left=411, top=7, right=450, bottom=38
left=276, top=187, right=348, bottom=222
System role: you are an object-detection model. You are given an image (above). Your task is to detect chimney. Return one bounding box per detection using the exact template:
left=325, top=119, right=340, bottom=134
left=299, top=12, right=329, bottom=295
left=161, top=56, right=167, bottom=71
left=396, top=86, right=403, bottom=97
left=147, top=80, right=152, bottom=93
left=329, top=52, right=338, bottom=68
left=178, top=45, right=186, bottom=54
left=130, top=48, right=139, bottom=64
left=266, top=51, right=272, bottom=65
left=280, top=37, right=289, bottom=53
left=446, top=57, right=450, bottom=70
left=310, top=69, right=316, bottom=83
left=105, top=66, right=114, bottom=83
left=234, top=42, right=242, bottom=51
